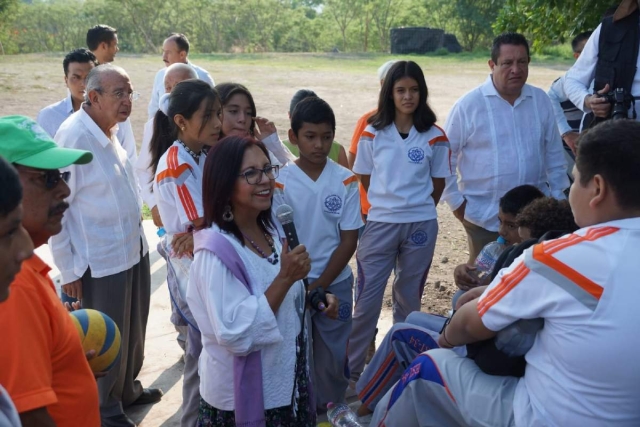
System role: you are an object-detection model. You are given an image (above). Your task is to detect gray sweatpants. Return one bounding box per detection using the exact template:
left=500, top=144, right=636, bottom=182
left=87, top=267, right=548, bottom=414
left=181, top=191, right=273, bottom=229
left=182, top=326, right=201, bottom=426
left=371, top=349, right=518, bottom=427
left=310, top=274, right=353, bottom=410
left=82, top=250, right=151, bottom=418
left=348, top=220, right=438, bottom=381
left=356, top=312, right=466, bottom=412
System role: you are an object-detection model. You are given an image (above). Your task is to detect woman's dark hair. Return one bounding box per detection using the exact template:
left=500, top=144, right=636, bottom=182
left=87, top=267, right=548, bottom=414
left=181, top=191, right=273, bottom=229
left=516, top=198, right=578, bottom=238
left=0, top=157, right=22, bottom=217
left=202, top=136, right=274, bottom=243
left=368, top=60, right=436, bottom=132
left=148, top=79, right=220, bottom=181
left=289, top=89, right=317, bottom=116
left=215, top=82, right=257, bottom=137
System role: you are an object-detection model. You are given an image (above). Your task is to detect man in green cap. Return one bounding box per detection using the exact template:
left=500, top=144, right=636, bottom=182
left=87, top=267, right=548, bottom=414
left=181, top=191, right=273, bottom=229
left=0, top=115, right=102, bottom=426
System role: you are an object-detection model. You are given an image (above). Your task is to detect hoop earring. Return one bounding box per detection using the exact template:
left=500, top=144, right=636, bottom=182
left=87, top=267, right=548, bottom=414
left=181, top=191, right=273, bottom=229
left=223, top=205, right=234, bottom=222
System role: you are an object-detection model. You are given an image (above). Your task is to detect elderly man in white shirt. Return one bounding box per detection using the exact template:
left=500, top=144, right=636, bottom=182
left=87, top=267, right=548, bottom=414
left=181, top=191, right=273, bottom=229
left=443, top=32, right=568, bottom=263
left=36, top=48, right=137, bottom=164
left=147, top=33, right=215, bottom=119
left=136, top=63, right=198, bottom=228
left=50, top=64, right=160, bottom=427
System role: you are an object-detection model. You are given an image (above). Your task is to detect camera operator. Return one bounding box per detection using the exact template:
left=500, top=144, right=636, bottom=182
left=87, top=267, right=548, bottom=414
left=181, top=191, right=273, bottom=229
left=565, top=0, right=640, bottom=124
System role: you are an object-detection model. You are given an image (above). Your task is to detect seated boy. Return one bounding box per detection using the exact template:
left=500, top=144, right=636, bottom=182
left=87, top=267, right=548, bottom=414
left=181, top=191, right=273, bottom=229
left=272, top=96, right=363, bottom=410
left=370, top=119, right=640, bottom=427
left=452, top=185, right=544, bottom=307
left=353, top=189, right=577, bottom=422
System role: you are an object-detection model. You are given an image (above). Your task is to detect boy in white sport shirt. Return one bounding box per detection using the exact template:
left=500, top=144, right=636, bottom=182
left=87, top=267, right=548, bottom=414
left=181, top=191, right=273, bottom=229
left=272, top=96, right=362, bottom=411
left=370, top=119, right=640, bottom=427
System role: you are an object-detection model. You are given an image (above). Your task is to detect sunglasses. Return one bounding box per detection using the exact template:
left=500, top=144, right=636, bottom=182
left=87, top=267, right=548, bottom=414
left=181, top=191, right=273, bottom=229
left=20, top=168, right=71, bottom=189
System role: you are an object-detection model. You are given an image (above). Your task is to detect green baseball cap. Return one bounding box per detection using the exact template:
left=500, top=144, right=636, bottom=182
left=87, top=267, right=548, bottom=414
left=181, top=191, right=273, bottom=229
left=0, top=115, right=93, bottom=169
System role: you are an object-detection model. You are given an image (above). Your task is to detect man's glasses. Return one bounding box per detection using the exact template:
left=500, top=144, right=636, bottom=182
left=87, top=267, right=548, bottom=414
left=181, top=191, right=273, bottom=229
left=20, top=169, right=70, bottom=189
left=99, top=90, right=140, bottom=102
left=238, top=165, right=279, bottom=185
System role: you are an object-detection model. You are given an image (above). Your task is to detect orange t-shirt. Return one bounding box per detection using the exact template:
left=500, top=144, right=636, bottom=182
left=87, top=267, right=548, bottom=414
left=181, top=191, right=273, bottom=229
left=349, top=109, right=377, bottom=215
left=0, top=255, right=100, bottom=426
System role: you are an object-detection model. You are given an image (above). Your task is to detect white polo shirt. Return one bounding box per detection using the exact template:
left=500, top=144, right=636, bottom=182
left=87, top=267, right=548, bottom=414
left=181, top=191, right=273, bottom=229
left=272, top=160, right=363, bottom=282
left=154, top=142, right=205, bottom=235
left=353, top=123, right=451, bottom=223
left=479, top=218, right=640, bottom=427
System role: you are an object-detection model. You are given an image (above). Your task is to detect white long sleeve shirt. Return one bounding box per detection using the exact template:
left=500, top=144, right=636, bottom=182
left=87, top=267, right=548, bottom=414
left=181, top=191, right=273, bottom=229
left=50, top=107, right=148, bottom=284
left=147, top=61, right=215, bottom=119
left=443, top=76, right=568, bottom=231
left=187, top=228, right=305, bottom=411
left=565, top=23, right=640, bottom=117
left=37, top=93, right=138, bottom=164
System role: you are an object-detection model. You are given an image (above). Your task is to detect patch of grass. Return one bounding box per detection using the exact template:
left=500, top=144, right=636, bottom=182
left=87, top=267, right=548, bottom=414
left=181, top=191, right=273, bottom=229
left=142, top=203, right=152, bottom=221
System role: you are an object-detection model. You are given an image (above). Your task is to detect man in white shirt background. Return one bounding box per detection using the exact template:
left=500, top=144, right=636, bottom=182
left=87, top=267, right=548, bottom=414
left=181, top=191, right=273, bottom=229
left=136, top=63, right=197, bottom=228
left=443, top=32, right=568, bottom=263
left=50, top=64, right=160, bottom=427
left=147, top=33, right=215, bottom=119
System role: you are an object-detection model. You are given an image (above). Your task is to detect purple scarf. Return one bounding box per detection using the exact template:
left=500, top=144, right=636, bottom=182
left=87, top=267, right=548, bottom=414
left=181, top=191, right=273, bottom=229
left=194, top=229, right=266, bottom=427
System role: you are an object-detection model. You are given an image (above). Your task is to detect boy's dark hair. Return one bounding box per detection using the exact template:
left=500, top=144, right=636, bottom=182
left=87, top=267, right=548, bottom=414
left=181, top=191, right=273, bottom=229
left=168, top=33, right=190, bottom=54
left=290, top=96, right=336, bottom=136
left=149, top=79, right=220, bottom=180
left=86, top=25, right=117, bottom=51
left=63, top=48, right=97, bottom=77
left=516, top=198, right=579, bottom=238
left=216, top=82, right=257, bottom=137
left=369, top=60, right=437, bottom=133
left=499, top=185, right=545, bottom=216
left=0, top=157, right=22, bottom=217
left=202, top=136, right=274, bottom=241
left=571, top=31, right=592, bottom=53
left=576, top=120, right=640, bottom=210
left=289, top=89, right=317, bottom=116
left=491, top=32, right=530, bottom=63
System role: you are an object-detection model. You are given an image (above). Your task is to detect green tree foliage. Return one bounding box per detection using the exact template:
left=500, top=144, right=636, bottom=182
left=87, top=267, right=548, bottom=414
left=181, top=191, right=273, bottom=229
left=0, top=0, right=511, bottom=54
left=495, top=0, right=615, bottom=50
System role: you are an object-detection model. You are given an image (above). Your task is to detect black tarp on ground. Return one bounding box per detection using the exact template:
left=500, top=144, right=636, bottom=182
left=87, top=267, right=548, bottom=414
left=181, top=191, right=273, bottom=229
left=390, top=27, right=462, bottom=54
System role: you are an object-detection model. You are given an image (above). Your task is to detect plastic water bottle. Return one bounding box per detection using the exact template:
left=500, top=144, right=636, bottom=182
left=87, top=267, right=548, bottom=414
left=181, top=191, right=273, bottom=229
left=473, top=236, right=508, bottom=280
left=157, top=227, right=166, bottom=238
left=327, top=402, right=362, bottom=427
left=495, top=318, right=544, bottom=356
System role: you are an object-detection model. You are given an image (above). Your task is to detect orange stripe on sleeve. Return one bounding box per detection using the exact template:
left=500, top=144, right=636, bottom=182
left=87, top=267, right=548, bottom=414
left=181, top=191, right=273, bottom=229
left=156, top=163, right=193, bottom=182
left=343, top=175, right=358, bottom=186
left=477, top=263, right=530, bottom=317
left=429, top=135, right=449, bottom=146
left=361, top=130, right=375, bottom=139
left=167, top=146, right=179, bottom=170
left=274, top=182, right=284, bottom=190
left=177, top=185, right=198, bottom=221
left=532, top=245, right=604, bottom=300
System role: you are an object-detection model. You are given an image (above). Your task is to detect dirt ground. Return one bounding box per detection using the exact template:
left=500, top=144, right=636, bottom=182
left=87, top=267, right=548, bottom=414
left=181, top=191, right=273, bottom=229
left=0, top=52, right=568, bottom=316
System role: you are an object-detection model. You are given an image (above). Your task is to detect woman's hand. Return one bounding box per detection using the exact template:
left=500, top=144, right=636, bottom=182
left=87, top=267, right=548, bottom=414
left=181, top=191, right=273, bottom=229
left=320, top=293, right=339, bottom=319
left=277, top=240, right=311, bottom=285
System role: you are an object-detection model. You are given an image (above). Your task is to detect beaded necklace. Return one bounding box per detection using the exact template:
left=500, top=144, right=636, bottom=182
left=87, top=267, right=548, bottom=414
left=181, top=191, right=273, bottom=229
left=241, top=231, right=279, bottom=265
left=177, top=139, right=201, bottom=161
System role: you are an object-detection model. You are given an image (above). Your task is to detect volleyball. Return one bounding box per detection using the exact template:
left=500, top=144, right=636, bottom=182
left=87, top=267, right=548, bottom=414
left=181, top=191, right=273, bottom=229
left=70, top=309, right=121, bottom=373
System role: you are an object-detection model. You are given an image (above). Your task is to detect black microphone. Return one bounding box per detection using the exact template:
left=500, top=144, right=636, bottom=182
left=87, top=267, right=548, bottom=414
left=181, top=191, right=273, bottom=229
left=275, top=204, right=327, bottom=311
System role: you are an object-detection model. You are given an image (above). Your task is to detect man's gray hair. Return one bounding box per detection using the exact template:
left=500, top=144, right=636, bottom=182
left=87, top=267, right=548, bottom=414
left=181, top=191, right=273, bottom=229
left=84, top=64, right=129, bottom=105
left=164, top=63, right=197, bottom=85
left=377, top=60, right=398, bottom=82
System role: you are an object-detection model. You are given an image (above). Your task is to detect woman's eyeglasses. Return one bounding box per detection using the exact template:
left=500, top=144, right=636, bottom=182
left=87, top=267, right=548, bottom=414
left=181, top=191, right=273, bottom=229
left=238, top=165, right=279, bottom=185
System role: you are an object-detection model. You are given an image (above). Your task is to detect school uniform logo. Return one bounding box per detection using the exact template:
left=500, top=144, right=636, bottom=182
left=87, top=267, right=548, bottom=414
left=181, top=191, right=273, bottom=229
left=407, top=147, right=425, bottom=164
left=338, top=302, right=351, bottom=321
left=324, top=194, right=343, bottom=214
left=410, top=230, right=428, bottom=246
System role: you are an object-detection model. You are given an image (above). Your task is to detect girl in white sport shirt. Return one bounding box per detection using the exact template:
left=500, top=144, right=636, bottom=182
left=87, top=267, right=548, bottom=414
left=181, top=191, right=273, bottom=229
left=149, top=79, right=222, bottom=427
left=348, top=60, right=453, bottom=385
